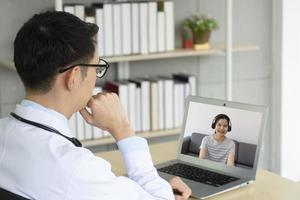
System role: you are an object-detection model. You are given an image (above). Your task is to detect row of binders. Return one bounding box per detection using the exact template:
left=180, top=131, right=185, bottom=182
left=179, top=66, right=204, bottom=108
left=68, top=73, right=196, bottom=141
left=63, top=0, right=175, bottom=57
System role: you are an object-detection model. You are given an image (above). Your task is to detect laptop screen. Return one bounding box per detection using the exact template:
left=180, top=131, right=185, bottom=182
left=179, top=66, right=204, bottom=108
left=179, top=96, right=267, bottom=171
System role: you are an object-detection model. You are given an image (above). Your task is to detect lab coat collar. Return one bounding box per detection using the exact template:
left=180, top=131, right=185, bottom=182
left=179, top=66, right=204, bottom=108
left=13, top=103, right=74, bottom=138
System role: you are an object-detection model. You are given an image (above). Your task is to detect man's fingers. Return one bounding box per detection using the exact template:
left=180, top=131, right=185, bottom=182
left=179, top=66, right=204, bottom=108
left=179, top=182, right=192, bottom=199
left=170, top=177, right=192, bottom=199
left=79, top=108, right=93, bottom=125
left=176, top=185, right=191, bottom=199
left=182, top=187, right=192, bottom=199
left=174, top=195, right=184, bottom=200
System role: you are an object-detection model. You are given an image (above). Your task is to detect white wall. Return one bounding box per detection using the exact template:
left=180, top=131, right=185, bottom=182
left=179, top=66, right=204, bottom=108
left=183, top=102, right=262, bottom=144
left=279, top=0, right=300, bottom=182
left=271, top=0, right=282, bottom=175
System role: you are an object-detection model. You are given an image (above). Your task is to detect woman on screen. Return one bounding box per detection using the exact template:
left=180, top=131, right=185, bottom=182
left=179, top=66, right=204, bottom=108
left=199, top=114, right=235, bottom=166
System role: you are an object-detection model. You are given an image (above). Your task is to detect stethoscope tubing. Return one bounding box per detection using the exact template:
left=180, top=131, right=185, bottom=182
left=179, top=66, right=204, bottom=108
left=10, top=112, right=82, bottom=147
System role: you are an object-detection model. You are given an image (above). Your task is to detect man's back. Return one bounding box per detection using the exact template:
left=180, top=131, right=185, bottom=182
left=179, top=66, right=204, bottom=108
left=0, top=105, right=90, bottom=199
left=0, top=102, right=174, bottom=200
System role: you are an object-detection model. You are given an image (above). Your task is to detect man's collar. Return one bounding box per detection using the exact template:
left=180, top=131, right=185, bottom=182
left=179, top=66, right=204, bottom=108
left=21, top=99, right=68, bottom=124
left=13, top=100, right=73, bottom=138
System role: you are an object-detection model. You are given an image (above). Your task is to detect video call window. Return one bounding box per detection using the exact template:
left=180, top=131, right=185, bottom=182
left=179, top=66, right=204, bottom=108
left=181, top=102, right=263, bottom=169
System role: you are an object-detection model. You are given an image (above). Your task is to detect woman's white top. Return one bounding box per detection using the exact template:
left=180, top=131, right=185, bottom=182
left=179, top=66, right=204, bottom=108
left=200, top=135, right=235, bottom=163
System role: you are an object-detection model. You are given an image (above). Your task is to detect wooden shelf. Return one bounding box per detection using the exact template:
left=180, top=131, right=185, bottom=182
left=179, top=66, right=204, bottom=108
left=0, top=44, right=259, bottom=70
left=81, top=128, right=181, bottom=147
left=105, top=44, right=259, bottom=63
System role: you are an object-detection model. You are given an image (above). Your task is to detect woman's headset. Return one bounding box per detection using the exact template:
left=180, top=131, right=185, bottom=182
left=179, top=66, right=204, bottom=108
left=211, top=114, right=232, bottom=132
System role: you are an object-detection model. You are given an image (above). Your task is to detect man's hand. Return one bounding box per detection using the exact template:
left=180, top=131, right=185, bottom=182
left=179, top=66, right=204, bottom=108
left=80, top=92, right=134, bottom=141
left=169, top=177, right=192, bottom=200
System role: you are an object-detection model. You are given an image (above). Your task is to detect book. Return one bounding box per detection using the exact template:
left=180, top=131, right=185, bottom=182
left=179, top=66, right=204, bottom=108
left=148, top=1, right=158, bottom=53
left=140, top=78, right=150, bottom=132
left=130, top=82, right=142, bottom=132
left=157, top=1, right=166, bottom=52
left=183, top=82, right=190, bottom=98
left=74, top=4, right=85, bottom=20
left=157, top=77, right=165, bottom=130
left=139, top=2, right=148, bottom=54
left=93, top=3, right=105, bottom=57
left=148, top=78, right=159, bottom=131
left=64, top=4, right=75, bottom=15
left=103, top=3, right=114, bottom=56
left=113, top=3, right=122, bottom=56
left=131, top=3, right=140, bottom=54
left=178, top=82, right=185, bottom=127
left=121, top=2, right=132, bottom=55
left=85, top=7, right=96, bottom=23
left=129, top=78, right=150, bottom=132
left=173, top=81, right=185, bottom=127
left=136, top=87, right=142, bottom=132
left=159, top=76, right=174, bottom=129
left=173, top=73, right=197, bottom=96
left=127, top=81, right=136, bottom=131
left=164, top=1, right=175, bottom=51
left=55, top=0, right=63, bottom=11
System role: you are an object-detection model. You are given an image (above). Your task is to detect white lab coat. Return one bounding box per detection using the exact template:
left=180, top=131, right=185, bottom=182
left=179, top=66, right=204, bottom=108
left=0, top=102, right=174, bottom=200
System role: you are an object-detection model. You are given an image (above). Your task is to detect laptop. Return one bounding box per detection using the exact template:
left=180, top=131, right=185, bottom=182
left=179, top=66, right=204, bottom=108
left=156, top=96, right=268, bottom=199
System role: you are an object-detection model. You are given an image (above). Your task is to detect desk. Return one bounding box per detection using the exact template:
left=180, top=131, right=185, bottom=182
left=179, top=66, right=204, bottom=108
left=95, top=141, right=300, bottom=200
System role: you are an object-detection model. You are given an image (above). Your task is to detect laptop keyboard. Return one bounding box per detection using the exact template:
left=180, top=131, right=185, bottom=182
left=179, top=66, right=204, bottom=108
left=158, top=163, right=239, bottom=187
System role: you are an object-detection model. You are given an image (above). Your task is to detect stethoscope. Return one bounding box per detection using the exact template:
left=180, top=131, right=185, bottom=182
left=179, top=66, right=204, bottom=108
left=10, top=112, right=82, bottom=147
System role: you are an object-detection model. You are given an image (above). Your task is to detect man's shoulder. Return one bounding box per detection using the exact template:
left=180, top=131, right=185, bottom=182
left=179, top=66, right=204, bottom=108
left=0, top=116, right=16, bottom=137
left=0, top=116, right=12, bottom=123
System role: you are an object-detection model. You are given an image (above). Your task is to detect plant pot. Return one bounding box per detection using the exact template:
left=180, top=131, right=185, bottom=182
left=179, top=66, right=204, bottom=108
left=183, top=39, right=193, bottom=49
left=194, top=31, right=211, bottom=45
left=182, top=26, right=194, bottom=49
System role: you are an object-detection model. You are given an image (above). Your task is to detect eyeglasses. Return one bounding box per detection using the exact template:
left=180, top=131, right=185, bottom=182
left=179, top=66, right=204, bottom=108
left=58, top=58, right=109, bottom=78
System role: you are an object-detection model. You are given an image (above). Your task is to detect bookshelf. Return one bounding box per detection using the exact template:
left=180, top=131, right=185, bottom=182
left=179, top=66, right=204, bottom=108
left=106, top=45, right=258, bottom=63
left=0, top=45, right=258, bottom=70
left=82, top=128, right=180, bottom=147
left=0, top=0, right=258, bottom=149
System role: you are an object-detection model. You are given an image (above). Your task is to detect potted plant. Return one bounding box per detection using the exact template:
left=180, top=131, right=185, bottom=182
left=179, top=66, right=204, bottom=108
left=181, top=25, right=193, bottom=49
left=183, top=14, right=218, bottom=48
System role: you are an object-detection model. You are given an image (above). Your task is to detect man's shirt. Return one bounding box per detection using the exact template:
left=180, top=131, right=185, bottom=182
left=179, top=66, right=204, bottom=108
left=0, top=100, right=173, bottom=200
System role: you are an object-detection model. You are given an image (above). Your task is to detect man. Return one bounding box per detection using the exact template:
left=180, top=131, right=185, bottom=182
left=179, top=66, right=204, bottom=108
left=0, top=11, right=191, bottom=200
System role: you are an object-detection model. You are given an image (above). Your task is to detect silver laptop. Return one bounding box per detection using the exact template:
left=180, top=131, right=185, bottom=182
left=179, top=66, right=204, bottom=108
left=156, top=96, right=268, bottom=199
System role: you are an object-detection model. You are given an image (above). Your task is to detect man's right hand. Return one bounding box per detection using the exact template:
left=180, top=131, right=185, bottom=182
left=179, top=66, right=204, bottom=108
left=80, top=92, right=135, bottom=141
left=169, top=177, right=192, bottom=200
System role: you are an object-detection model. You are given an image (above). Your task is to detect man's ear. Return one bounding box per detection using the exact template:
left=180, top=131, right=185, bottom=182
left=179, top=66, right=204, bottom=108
left=65, top=66, right=82, bottom=91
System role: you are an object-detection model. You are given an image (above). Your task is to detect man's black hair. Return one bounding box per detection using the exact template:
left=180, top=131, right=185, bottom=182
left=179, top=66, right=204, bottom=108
left=14, top=11, right=99, bottom=93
